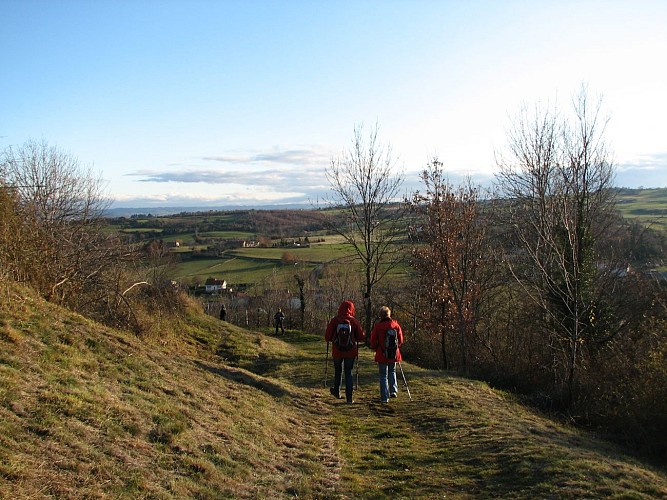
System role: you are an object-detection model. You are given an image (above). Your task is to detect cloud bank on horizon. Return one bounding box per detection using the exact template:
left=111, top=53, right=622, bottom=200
left=113, top=148, right=667, bottom=209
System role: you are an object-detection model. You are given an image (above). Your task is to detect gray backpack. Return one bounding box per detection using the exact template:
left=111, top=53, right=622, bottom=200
left=334, top=320, right=354, bottom=351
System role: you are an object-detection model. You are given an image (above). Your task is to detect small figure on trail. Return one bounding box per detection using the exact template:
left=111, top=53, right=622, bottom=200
left=325, top=300, right=365, bottom=404
left=370, top=306, right=404, bottom=403
left=219, top=304, right=227, bottom=321
left=274, top=308, right=285, bottom=335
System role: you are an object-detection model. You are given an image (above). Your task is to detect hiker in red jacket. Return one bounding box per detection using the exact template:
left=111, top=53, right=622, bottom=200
left=325, top=300, right=365, bottom=404
left=370, top=306, right=404, bottom=403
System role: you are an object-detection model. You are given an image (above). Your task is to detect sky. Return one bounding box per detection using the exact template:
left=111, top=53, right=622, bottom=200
left=2, top=0, right=666, bottom=209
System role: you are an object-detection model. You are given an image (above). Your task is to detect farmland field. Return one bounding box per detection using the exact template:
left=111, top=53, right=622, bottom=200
left=226, top=243, right=356, bottom=263
left=108, top=188, right=667, bottom=287
left=172, top=243, right=360, bottom=287
left=616, top=188, right=667, bottom=231
left=173, top=256, right=296, bottom=286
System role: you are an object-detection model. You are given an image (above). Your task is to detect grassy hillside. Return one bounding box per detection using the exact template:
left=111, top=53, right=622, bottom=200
left=617, top=188, right=667, bottom=231
left=2, top=283, right=666, bottom=498
left=0, top=284, right=335, bottom=498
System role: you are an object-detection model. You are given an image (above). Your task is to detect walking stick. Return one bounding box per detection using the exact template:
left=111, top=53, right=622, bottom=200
left=323, top=341, right=330, bottom=388
left=398, top=361, right=412, bottom=400
left=355, top=343, right=360, bottom=390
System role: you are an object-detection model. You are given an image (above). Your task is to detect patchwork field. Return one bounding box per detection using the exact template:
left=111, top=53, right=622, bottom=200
left=108, top=188, right=667, bottom=287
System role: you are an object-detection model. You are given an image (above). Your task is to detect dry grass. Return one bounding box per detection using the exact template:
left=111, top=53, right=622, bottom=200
left=1, top=281, right=666, bottom=498
left=0, top=283, right=336, bottom=498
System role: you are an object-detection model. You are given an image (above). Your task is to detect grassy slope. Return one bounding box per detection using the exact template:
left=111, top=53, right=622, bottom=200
left=616, top=188, right=667, bottom=232
left=0, top=285, right=336, bottom=498
left=1, top=284, right=666, bottom=499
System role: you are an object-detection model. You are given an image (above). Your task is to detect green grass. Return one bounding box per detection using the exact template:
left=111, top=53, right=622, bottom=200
left=173, top=256, right=303, bottom=285
left=617, top=188, right=667, bottom=231
left=172, top=247, right=408, bottom=288
left=226, top=243, right=357, bottom=263
left=171, top=243, right=359, bottom=285
left=1, top=282, right=666, bottom=498
left=198, top=231, right=256, bottom=239
left=120, top=227, right=163, bottom=233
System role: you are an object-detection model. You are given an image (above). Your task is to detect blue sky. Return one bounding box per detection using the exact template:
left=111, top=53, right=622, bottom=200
left=2, top=0, right=666, bottom=208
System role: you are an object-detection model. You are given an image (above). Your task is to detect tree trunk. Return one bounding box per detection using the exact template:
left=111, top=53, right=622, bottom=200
left=441, top=327, right=449, bottom=371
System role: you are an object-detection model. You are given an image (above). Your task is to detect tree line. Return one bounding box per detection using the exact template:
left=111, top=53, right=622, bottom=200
left=111, top=209, right=330, bottom=242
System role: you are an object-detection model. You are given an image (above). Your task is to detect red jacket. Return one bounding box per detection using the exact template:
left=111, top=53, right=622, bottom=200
left=325, top=301, right=365, bottom=359
left=370, top=317, right=404, bottom=363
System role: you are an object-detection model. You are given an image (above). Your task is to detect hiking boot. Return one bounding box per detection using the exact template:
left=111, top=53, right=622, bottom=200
left=329, top=388, right=341, bottom=399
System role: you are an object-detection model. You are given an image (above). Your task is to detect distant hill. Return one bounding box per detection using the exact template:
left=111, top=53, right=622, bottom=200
left=616, top=187, right=667, bottom=231
left=104, top=203, right=314, bottom=218
left=1, top=281, right=666, bottom=498
left=105, top=187, right=667, bottom=219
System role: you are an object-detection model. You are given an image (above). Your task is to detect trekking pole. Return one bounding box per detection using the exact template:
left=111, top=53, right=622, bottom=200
left=398, top=361, right=412, bottom=400
left=355, top=343, right=360, bottom=390
left=324, top=341, right=330, bottom=388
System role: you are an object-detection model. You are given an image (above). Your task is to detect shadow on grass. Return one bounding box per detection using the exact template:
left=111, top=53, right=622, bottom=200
left=195, top=361, right=293, bottom=398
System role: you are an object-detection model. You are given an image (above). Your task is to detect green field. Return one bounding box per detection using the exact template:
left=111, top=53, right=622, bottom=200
left=227, top=243, right=356, bottom=263
left=198, top=231, right=256, bottom=239
left=617, top=188, right=667, bottom=231
left=173, top=256, right=303, bottom=286
left=109, top=188, right=667, bottom=287
left=172, top=242, right=359, bottom=287
left=120, top=227, right=164, bottom=233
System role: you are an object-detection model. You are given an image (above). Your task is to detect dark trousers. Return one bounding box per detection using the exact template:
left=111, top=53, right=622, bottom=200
left=332, top=357, right=355, bottom=402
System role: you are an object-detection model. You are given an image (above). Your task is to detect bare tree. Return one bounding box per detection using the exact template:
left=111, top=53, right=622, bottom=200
left=407, top=159, right=491, bottom=373
left=495, top=87, right=618, bottom=404
left=0, top=187, right=28, bottom=282
left=0, top=139, right=113, bottom=304
left=324, top=124, right=404, bottom=335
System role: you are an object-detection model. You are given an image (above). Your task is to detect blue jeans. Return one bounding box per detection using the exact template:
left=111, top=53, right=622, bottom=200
left=378, top=362, right=398, bottom=402
left=333, top=357, right=355, bottom=402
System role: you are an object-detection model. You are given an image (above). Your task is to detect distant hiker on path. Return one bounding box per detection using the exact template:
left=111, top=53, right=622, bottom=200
left=370, top=306, right=404, bottom=403
left=219, top=304, right=226, bottom=321
left=325, top=300, right=365, bottom=404
left=274, top=308, right=285, bottom=335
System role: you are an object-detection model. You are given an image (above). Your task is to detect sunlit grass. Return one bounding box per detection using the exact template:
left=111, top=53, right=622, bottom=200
left=1, top=281, right=665, bottom=498
left=617, top=188, right=667, bottom=232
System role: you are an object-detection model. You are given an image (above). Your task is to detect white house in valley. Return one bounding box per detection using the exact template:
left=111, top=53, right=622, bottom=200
left=204, top=278, right=227, bottom=293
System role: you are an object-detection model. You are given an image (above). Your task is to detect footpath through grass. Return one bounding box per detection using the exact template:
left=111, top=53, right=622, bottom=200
left=222, top=328, right=667, bottom=499
left=1, top=284, right=666, bottom=499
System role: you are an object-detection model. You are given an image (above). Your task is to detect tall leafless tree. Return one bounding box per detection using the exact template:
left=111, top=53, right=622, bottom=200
left=407, top=159, right=491, bottom=373
left=324, top=124, right=405, bottom=336
left=495, top=87, right=618, bottom=404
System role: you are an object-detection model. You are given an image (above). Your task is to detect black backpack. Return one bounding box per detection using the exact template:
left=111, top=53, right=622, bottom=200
left=384, top=328, right=398, bottom=359
left=333, top=320, right=354, bottom=351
